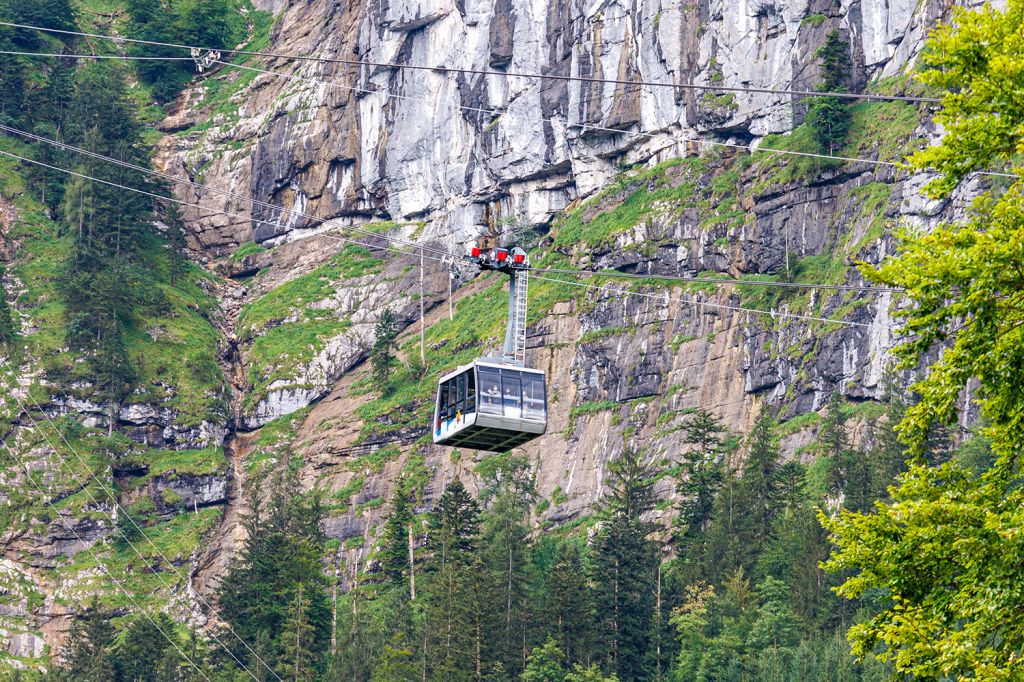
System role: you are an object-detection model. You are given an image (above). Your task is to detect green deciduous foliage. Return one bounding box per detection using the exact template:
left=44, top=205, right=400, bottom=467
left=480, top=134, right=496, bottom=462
left=822, top=2, right=1024, bottom=679
left=522, top=638, right=567, bottom=682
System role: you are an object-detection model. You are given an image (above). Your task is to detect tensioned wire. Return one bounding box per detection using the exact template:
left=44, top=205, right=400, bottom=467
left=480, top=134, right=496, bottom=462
left=0, top=122, right=455, bottom=261
left=530, top=273, right=872, bottom=327
left=1, top=48, right=1016, bottom=181
left=0, top=364, right=217, bottom=681
left=0, top=20, right=942, bottom=103
left=215, top=59, right=1016, bottom=179
left=0, top=122, right=901, bottom=294
left=0, top=148, right=873, bottom=329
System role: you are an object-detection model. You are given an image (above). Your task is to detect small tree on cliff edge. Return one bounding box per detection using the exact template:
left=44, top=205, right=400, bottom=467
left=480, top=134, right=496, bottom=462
left=372, top=307, right=399, bottom=391
left=806, top=30, right=853, bottom=154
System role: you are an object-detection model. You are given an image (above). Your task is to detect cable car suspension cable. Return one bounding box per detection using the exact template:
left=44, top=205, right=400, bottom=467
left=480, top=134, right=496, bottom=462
left=0, top=362, right=275, bottom=681
left=0, top=21, right=942, bottom=104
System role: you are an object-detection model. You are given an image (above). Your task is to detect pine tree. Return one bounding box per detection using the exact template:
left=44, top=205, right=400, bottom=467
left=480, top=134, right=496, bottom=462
left=114, top=612, right=177, bottom=681
left=0, top=0, right=75, bottom=53
left=480, top=455, right=536, bottom=677
left=738, top=408, right=781, bottom=554
left=371, top=308, right=399, bottom=391
left=62, top=597, right=116, bottom=681
left=544, top=541, right=594, bottom=667
left=806, top=31, right=853, bottom=154
left=381, top=480, right=415, bottom=589
left=675, top=409, right=725, bottom=559
left=0, top=26, right=26, bottom=124
left=279, top=584, right=318, bottom=681
left=818, top=392, right=873, bottom=511
left=165, top=202, right=189, bottom=286
left=127, top=0, right=192, bottom=102
left=371, top=634, right=419, bottom=682
left=422, top=479, right=483, bottom=680
left=218, top=470, right=331, bottom=676
left=174, top=0, right=243, bottom=52
left=593, top=450, right=658, bottom=681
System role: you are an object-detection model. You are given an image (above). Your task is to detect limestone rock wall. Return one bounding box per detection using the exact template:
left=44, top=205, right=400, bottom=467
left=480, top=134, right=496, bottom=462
left=165, top=0, right=949, bottom=255
left=157, top=0, right=987, bottom=590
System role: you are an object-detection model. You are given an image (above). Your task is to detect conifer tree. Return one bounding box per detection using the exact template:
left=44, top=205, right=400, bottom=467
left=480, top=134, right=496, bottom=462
left=218, top=470, right=331, bottom=676
left=543, top=541, right=594, bottom=667
left=593, top=450, right=657, bottom=681
left=806, top=31, right=853, bottom=154
left=381, top=479, right=415, bottom=589
left=371, top=634, right=419, bottom=682
left=675, top=409, right=725, bottom=560
left=174, top=0, right=243, bottom=52
left=62, top=597, right=116, bottom=681
left=165, top=202, right=189, bottom=286
left=127, top=0, right=191, bottom=102
left=0, top=27, right=26, bottom=123
left=371, top=308, right=399, bottom=390
left=279, top=584, right=318, bottom=681
left=738, top=408, right=781, bottom=553
left=480, top=455, right=535, bottom=677
left=114, top=612, right=177, bottom=681
left=422, top=479, right=483, bottom=680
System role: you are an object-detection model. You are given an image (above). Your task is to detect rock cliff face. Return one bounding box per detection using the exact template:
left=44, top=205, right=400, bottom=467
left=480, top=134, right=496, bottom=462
left=165, top=0, right=947, bottom=253
left=160, top=0, right=978, bottom=598
left=0, top=0, right=984, bottom=670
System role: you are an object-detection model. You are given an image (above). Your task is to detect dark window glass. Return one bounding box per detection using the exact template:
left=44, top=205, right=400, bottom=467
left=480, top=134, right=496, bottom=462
left=457, top=373, right=467, bottom=412
left=479, top=369, right=501, bottom=415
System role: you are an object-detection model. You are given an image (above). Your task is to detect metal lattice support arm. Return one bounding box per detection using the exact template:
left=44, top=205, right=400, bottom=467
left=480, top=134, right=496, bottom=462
left=465, top=243, right=531, bottom=367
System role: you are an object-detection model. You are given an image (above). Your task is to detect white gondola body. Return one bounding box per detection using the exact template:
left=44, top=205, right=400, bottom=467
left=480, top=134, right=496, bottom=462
left=432, top=359, right=547, bottom=452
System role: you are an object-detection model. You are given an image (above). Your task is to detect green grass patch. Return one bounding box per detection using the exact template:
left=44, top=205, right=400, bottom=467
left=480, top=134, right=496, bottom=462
left=846, top=182, right=893, bottom=254
left=239, top=245, right=382, bottom=414
left=752, top=124, right=844, bottom=193
left=568, top=400, right=620, bottom=422
left=551, top=157, right=707, bottom=248
left=143, top=446, right=226, bottom=478
left=578, top=325, right=633, bottom=344
left=238, top=245, right=382, bottom=337
left=230, top=241, right=266, bottom=261
left=843, top=99, right=922, bottom=164
left=777, top=411, right=822, bottom=438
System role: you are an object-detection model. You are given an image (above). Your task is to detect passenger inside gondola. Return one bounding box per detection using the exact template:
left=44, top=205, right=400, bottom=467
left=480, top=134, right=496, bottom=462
left=480, top=368, right=502, bottom=415
left=503, top=378, right=522, bottom=418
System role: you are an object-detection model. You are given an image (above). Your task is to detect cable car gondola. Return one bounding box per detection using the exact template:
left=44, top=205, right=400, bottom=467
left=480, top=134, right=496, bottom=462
left=432, top=244, right=547, bottom=452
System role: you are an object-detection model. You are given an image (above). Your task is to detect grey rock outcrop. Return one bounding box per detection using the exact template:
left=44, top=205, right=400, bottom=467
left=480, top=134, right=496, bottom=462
left=166, top=0, right=955, bottom=255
